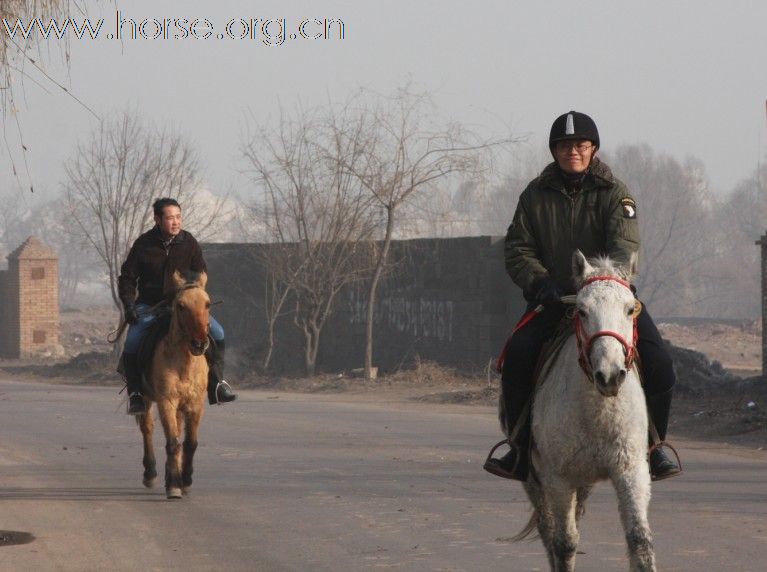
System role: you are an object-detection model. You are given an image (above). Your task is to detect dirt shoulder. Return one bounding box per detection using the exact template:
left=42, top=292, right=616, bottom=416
left=1, top=309, right=765, bottom=449
left=2, top=348, right=765, bottom=449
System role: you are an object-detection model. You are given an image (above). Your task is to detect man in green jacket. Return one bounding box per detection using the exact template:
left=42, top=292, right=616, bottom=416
left=484, top=111, right=681, bottom=482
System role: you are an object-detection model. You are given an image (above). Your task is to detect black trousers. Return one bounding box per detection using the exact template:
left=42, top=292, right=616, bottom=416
left=501, top=301, right=675, bottom=436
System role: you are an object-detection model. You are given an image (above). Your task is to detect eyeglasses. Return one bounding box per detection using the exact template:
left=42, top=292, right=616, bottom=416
left=555, top=141, right=593, bottom=153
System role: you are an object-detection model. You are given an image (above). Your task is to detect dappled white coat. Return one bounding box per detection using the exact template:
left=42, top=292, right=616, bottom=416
left=518, top=252, right=655, bottom=572
left=532, top=322, right=648, bottom=486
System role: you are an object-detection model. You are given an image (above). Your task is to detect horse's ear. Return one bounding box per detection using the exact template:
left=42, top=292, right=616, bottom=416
left=572, top=250, right=592, bottom=283
left=627, top=251, right=639, bottom=280
left=197, top=271, right=208, bottom=290
left=172, top=270, right=186, bottom=290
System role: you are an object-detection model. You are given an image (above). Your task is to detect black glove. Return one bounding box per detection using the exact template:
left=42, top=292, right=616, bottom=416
left=533, top=276, right=562, bottom=307
left=124, top=304, right=140, bottom=325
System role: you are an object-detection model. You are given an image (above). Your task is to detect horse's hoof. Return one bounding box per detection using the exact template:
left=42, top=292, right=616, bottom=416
left=143, top=468, right=158, bottom=488
left=181, top=486, right=191, bottom=495
left=166, top=487, right=183, bottom=499
left=142, top=476, right=157, bottom=488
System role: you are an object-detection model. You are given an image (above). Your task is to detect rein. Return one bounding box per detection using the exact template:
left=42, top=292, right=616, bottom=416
left=573, top=275, right=641, bottom=382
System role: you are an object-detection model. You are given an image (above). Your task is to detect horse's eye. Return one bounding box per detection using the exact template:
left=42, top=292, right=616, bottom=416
left=178, top=304, right=186, bottom=312
left=205, top=301, right=211, bottom=309
left=578, top=309, right=587, bottom=318
left=627, top=307, right=635, bottom=316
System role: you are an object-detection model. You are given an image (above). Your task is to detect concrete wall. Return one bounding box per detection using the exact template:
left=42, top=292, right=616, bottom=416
left=203, top=236, right=526, bottom=373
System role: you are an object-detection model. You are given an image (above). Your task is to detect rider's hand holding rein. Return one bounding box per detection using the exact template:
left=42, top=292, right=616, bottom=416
left=533, top=276, right=563, bottom=308
left=124, top=304, right=140, bottom=325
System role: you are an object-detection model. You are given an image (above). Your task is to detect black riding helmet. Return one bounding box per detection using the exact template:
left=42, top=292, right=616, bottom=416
left=549, top=111, right=600, bottom=150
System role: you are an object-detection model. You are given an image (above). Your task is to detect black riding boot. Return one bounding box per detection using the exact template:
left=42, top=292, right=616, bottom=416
left=646, top=388, right=681, bottom=481
left=483, top=372, right=532, bottom=481
left=206, top=340, right=237, bottom=405
left=123, top=352, right=146, bottom=416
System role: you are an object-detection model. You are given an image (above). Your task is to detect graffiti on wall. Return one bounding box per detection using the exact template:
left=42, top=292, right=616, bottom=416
left=349, top=290, right=454, bottom=342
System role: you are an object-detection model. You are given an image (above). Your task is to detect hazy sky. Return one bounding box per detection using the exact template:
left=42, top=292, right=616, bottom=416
left=4, top=0, right=767, bottom=202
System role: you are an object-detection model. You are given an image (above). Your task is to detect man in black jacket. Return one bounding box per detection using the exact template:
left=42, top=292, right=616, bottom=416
left=118, top=197, right=237, bottom=415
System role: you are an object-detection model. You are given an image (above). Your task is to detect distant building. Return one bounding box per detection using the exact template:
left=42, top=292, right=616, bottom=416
left=0, top=236, right=62, bottom=358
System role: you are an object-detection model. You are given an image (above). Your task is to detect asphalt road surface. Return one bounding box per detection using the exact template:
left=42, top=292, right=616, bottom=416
left=1, top=379, right=766, bottom=571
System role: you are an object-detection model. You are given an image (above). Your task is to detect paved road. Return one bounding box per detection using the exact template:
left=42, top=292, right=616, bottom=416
left=1, top=379, right=765, bottom=571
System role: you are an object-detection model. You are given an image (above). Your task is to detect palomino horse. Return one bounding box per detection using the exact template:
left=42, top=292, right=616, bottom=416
left=512, top=251, right=655, bottom=571
left=137, top=271, right=211, bottom=500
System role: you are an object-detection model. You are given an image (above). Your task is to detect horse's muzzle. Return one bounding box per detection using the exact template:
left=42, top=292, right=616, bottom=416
left=189, top=338, right=209, bottom=356
left=594, top=368, right=626, bottom=397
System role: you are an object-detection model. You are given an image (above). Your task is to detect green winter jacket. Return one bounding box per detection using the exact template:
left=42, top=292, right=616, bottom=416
left=504, top=157, right=639, bottom=299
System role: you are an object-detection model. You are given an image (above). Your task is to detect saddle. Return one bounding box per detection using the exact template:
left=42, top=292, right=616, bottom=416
left=116, top=310, right=172, bottom=394
left=491, top=310, right=673, bottom=482
left=136, top=312, right=172, bottom=392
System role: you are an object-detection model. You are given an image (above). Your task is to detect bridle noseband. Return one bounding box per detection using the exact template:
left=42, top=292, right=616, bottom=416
left=573, top=275, right=640, bottom=382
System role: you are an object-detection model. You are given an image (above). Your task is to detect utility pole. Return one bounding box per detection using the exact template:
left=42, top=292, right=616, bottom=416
left=759, top=99, right=767, bottom=377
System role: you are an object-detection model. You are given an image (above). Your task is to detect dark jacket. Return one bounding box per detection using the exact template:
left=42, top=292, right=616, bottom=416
left=118, top=227, right=206, bottom=307
left=505, top=157, right=639, bottom=300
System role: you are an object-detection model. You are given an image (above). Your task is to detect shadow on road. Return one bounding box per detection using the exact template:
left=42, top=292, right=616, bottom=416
left=0, top=487, right=167, bottom=502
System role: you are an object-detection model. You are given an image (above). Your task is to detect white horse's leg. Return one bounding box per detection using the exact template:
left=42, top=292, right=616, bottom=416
left=546, top=481, right=579, bottom=572
left=522, top=480, right=556, bottom=569
left=575, top=485, right=592, bottom=524
left=613, top=467, right=655, bottom=572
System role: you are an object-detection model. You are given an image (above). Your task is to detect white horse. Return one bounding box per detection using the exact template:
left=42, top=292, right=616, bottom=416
left=514, top=251, right=654, bottom=572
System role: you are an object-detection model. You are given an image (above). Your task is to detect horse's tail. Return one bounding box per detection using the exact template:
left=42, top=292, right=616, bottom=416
left=511, top=508, right=540, bottom=542
left=512, top=480, right=543, bottom=541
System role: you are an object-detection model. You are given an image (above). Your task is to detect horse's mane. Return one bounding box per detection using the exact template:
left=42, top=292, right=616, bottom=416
left=579, top=255, right=632, bottom=284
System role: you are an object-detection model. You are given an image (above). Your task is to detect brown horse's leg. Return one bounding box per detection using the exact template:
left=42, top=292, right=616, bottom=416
left=181, top=407, right=203, bottom=493
left=138, top=402, right=157, bottom=487
left=157, top=401, right=183, bottom=499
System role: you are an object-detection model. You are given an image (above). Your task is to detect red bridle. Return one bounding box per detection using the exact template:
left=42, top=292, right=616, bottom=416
left=573, top=275, right=639, bottom=381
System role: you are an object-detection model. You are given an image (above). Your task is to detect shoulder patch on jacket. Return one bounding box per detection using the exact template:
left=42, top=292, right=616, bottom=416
left=621, top=197, right=637, bottom=219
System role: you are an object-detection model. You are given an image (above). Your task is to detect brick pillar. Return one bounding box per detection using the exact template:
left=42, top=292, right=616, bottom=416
left=4, top=236, right=60, bottom=358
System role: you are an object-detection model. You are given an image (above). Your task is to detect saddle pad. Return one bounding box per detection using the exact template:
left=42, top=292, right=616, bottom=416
left=532, top=316, right=574, bottom=387
left=137, top=313, right=172, bottom=382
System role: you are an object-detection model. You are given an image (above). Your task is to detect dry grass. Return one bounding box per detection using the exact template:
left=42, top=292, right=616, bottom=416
left=386, top=355, right=491, bottom=388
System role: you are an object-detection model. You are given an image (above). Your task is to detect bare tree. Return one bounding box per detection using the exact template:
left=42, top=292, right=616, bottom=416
left=62, top=109, right=226, bottom=339
left=228, top=204, right=292, bottom=371
left=401, top=143, right=545, bottom=239
left=243, top=106, right=378, bottom=376
left=28, top=196, right=101, bottom=305
left=711, top=162, right=767, bottom=318
left=1, top=1, right=73, bottom=79
left=0, top=190, right=102, bottom=306
left=329, top=86, right=513, bottom=379
left=1, top=1, right=96, bottom=191
left=0, top=186, right=29, bottom=253
left=606, top=144, right=717, bottom=316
